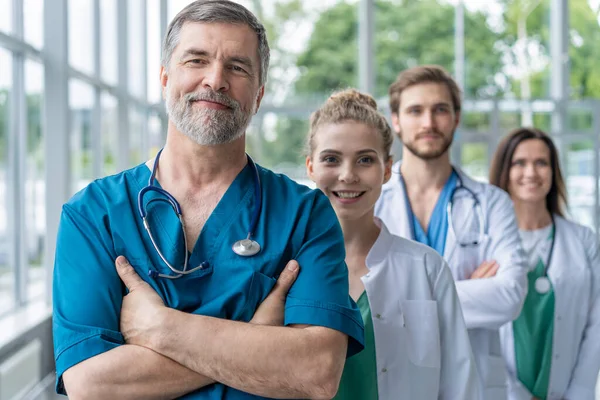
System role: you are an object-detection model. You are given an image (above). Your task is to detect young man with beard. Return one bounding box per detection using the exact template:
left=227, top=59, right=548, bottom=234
left=52, top=1, right=363, bottom=399
left=374, top=65, right=528, bottom=400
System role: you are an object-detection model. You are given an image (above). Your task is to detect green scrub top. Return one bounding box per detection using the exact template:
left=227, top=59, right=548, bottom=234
left=513, top=226, right=555, bottom=399
left=334, top=291, right=378, bottom=400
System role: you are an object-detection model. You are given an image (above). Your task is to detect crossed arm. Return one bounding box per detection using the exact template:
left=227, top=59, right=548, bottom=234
left=63, top=257, right=347, bottom=400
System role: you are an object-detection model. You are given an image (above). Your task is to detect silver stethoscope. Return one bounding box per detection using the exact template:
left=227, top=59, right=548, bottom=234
left=533, top=216, right=556, bottom=294
left=401, top=167, right=486, bottom=247
left=137, top=148, right=262, bottom=279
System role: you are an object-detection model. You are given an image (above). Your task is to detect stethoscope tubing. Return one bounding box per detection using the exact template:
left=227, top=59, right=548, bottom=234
left=400, top=167, right=486, bottom=247
left=137, top=148, right=262, bottom=279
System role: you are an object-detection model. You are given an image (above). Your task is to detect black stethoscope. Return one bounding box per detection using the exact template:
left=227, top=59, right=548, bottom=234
left=400, top=167, right=486, bottom=247
left=137, top=148, right=263, bottom=279
left=533, top=215, right=556, bottom=294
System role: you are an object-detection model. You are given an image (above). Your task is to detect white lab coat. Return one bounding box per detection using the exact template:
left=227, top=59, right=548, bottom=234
left=375, top=163, right=528, bottom=400
left=499, top=215, right=600, bottom=400
left=363, top=218, right=480, bottom=399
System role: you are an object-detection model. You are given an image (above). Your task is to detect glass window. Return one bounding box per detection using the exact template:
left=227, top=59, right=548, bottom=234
left=24, top=60, right=45, bottom=302
left=168, top=1, right=194, bottom=21
left=24, top=0, right=44, bottom=49
left=69, top=80, right=95, bottom=194
left=129, top=108, right=145, bottom=166
left=128, top=0, right=145, bottom=98
left=0, top=0, right=11, bottom=33
left=569, top=0, right=600, bottom=99
left=147, top=0, right=162, bottom=104
left=100, top=0, right=118, bottom=85
left=460, top=142, right=488, bottom=182
left=495, top=0, right=550, bottom=102
left=247, top=113, right=310, bottom=185
left=148, top=112, right=163, bottom=159
left=0, top=49, right=13, bottom=315
left=293, top=1, right=358, bottom=99
left=101, top=93, right=118, bottom=176
left=68, top=0, right=94, bottom=75
left=565, top=141, right=595, bottom=229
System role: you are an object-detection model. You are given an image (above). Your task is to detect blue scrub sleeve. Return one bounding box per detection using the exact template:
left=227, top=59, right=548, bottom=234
left=284, top=193, right=365, bottom=357
left=53, top=203, right=125, bottom=394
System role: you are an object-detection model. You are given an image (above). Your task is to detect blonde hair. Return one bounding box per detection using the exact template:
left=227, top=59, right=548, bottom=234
left=306, top=89, right=393, bottom=160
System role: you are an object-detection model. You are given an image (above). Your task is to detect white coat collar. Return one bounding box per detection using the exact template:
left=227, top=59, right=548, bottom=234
left=380, top=161, right=484, bottom=262
left=365, top=218, right=395, bottom=268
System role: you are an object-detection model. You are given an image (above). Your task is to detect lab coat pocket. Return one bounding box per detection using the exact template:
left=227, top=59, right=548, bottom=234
left=485, top=354, right=508, bottom=388
left=401, top=300, right=441, bottom=368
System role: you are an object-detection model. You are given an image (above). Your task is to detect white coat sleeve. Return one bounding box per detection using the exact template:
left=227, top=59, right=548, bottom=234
left=433, top=255, right=482, bottom=400
left=564, top=228, right=600, bottom=400
left=455, top=188, right=528, bottom=329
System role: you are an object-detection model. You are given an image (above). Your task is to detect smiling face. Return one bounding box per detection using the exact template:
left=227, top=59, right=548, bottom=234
left=508, top=139, right=553, bottom=207
left=161, top=22, right=264, bottom=145
left=306, top=121, right=392, bottom=222
left=391, top=82, right=459, bottom=160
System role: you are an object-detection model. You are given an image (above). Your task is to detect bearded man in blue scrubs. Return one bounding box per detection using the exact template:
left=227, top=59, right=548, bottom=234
left=52, top=1, right=364, bottom=398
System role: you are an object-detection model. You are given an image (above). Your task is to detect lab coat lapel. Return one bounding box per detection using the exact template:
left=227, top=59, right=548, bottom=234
left=442, top=168, right=475, bottom=267
left=376, top=162, right=413, bottom=240
left=443, top=221, right=458, bottom=264
left=395, top=178, right=414, bottom=239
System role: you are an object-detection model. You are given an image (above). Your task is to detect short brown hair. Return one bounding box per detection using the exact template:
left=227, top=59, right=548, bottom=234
left=388, top=65, right=462, bottom=115
left=489, top=127, right=567, bottom=217
left=306, top=88, right=393, bottom=160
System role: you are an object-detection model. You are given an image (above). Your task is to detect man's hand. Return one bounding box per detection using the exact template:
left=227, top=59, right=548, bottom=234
left=250, top=260, right=300, bottom=326
left=469, top=260, right=499, bottom=279
left=116, top=256, right=166, bottom=347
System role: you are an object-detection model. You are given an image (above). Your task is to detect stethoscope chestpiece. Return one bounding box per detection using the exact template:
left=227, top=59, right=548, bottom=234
left=232, top=238, right=261, bottom=257
left=534, top=276, right=551, bottom=294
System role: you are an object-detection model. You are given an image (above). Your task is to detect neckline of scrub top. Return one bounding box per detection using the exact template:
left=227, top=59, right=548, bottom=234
left=132, top=160, right=256, bottom=267
left=409, top=170, right=457, bottom=255
left=519, top=224, right=554, bottom=269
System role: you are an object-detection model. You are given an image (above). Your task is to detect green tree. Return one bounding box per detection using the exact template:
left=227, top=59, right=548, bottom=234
left=295, top=0, right=505, bottom=99
left=501, top=0, right=600, bottom=99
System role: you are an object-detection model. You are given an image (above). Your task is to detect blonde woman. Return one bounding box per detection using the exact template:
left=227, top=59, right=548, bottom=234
left=305, top=89, right=480, bottom=399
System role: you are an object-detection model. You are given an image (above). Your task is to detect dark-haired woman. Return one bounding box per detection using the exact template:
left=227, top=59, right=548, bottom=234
left=490, top=127, right=600, bottom=400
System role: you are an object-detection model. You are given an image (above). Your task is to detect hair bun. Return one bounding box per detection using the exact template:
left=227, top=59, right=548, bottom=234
left=329, top=88, right=378, bottom=110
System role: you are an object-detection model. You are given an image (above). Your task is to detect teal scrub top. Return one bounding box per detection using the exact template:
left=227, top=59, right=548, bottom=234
left=408, top=171, right=458, bottom=255
left=52, top=162, right=365, bottom=399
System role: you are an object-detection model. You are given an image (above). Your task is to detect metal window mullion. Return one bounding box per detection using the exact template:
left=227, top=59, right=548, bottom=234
left=117, top=0, right=130, bottom=170
left=358, top=0, right=374, bottom=95
left=43, top=0, right=70, bottom=305
left=454, top=0, right=465, bottom=91
left=160, top=0, right=168, bottom=50
left=10, top=54, right=27, bottom=306
left=12, top=0, right=27, bottom=306
left=141, top=0, right=149, bottom=158
left=594, top=107, right=600, bottom=233
left=92, top=0, right=102, bottom=178
left=488, top=100, right=500, bottom=164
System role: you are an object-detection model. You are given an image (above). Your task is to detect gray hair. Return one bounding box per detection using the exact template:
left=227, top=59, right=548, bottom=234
left=161, top=0, right=270, bottom=86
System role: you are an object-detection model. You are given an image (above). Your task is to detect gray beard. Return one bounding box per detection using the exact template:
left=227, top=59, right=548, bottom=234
left=166, top=91, right=253, bottom=146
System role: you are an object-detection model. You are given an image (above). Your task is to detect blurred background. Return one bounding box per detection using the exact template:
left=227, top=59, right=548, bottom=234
left=0, top=0, right=599, bottom=398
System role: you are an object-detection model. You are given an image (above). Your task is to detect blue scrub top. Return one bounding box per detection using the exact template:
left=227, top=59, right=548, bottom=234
left=52, top=162, right=365, bottom=399
left=407, top=171, right=457, bottom=255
